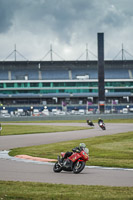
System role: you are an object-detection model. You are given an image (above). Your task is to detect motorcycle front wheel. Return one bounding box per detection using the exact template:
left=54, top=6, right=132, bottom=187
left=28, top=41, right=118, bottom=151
left=73, top=161, right=85, bottom=174
left=102, top=126, right=106, bottom=130
left=53, top=162, right=62, bottom=173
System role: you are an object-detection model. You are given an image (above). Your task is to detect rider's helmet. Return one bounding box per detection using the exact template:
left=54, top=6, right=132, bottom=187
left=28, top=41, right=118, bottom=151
left=79, top=143, right=86, bottom=150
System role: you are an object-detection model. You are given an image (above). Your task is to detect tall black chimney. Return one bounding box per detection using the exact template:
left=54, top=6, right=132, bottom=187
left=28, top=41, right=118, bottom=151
left=97, top=33, right=105, bottom=113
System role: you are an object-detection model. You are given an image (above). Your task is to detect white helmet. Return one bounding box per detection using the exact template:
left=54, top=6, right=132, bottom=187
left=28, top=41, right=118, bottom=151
left=79, top=143, right=86, bottom=149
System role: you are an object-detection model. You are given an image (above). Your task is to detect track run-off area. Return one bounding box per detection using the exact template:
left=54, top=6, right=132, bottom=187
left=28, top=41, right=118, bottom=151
left=0, top=122, right=133, bottom=186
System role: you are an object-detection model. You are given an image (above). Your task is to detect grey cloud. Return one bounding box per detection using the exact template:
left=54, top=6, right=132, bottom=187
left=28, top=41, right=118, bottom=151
left=102, top=7, right=124, bottom=27
left=0, top=0, right=21, bottom=33
left=4, top=0, right=93, bottom=43
left=0, top=0, right=133, bottom=60
left=1, top=0, right=133, bottom=34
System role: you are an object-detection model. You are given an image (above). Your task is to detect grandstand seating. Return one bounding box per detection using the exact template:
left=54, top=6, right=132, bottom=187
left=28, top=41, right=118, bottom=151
left=8, top=68, right=132, bottom=80
left=0, top=70, right=8, bottom=80
left=71, top=69, right=97, bottom=79
left=11, top=69, right=39, bottom=80
left=105, top=68, right=130, bottom=79
left=0, top=61, right=132, bottom=81
left=69, top=68, right=130, bottom=80
left=41, top=69, right=69, bottom=80
left=0, top=68, right=131, bottom=80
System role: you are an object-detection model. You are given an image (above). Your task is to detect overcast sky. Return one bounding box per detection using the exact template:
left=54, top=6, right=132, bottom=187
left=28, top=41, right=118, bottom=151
left=0, top=0, right=133, bottom=61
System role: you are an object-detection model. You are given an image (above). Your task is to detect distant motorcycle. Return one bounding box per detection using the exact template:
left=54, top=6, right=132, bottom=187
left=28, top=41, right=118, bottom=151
left=87, top=120, right=94, bottom=127
left=53, top=148, right=89, bottom=174
left=99, top=122, right=106, bottom=130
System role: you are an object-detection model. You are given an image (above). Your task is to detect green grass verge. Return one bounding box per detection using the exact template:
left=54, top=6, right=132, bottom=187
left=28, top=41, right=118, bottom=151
left=103, top=119, right=133, bottom=123
left=0, top=125, right=89, bottom=136
left=9, top=131, right=133, bottom=168
left=0, top=181, right=133, bottom=200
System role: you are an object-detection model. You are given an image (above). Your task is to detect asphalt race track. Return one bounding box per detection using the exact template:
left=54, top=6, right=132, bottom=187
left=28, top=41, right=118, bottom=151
left=0, top=123, right=133, bottom=186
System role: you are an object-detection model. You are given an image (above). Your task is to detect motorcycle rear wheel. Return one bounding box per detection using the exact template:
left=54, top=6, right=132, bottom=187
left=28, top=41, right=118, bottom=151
left=73, top=161, right=85, bottom=174
left=53, top=162, right=62, bottom=173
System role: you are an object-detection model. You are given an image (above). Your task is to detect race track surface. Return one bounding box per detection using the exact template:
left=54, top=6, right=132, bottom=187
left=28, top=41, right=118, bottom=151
left=0, top=122, right=133, bottom=186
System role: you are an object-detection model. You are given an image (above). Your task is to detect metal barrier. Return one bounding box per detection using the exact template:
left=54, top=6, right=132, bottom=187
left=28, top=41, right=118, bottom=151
left=0, top=113, right=133, bottom=122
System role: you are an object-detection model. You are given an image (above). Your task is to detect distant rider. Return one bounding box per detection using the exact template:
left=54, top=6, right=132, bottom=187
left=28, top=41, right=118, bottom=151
left=98, top=118, right=104, bottom=125
left=86, top=119, right=94, bottom=126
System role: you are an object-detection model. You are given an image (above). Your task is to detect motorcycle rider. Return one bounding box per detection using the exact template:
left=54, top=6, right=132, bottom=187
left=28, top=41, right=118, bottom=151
left=59, top=143, right=87, bottom=166
left=98, top=118, right=104, bottom=125
left=86, top=118, right=94, bottom=126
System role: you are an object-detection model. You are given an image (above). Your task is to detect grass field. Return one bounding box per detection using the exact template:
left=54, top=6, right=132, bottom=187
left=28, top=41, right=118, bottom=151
left=9, top=130, right=133, bottom=168
left=0, top=181, right=133, bottom=200
left=0, top=124, right=89, bottom=136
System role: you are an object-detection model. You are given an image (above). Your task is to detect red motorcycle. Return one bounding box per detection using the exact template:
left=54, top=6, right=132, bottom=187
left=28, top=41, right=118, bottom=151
left=53, top=148, right=89, bottom=174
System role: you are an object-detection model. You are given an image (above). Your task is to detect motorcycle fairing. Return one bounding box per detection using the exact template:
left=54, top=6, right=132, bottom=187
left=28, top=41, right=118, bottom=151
left=61, top=152, right=65, bottom=157
left=68, top=152, right=81, bottom=162
left=80, top=151, right=89, bottom=161
left=68, top=151, right=89, bottom=162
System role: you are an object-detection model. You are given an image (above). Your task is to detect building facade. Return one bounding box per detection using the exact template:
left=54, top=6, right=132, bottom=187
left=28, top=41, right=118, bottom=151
left=0, top=60, right=133, bottom=105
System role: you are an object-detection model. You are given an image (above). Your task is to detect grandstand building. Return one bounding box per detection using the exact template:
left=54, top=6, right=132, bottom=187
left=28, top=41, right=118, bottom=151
left=0, top=60, right=133, bottom=107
